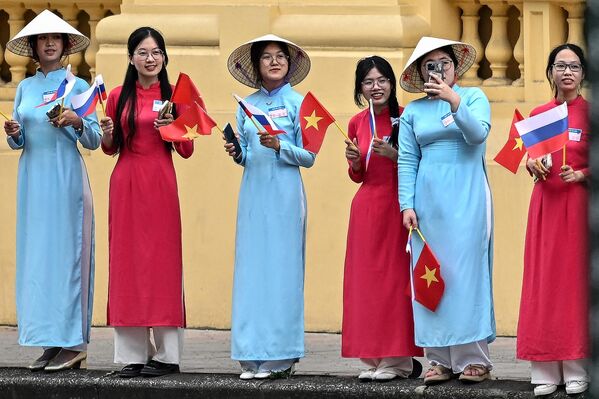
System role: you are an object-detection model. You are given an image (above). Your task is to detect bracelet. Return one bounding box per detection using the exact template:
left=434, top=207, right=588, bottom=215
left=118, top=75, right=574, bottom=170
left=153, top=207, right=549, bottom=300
left=74, top=122, right=84, bottom=134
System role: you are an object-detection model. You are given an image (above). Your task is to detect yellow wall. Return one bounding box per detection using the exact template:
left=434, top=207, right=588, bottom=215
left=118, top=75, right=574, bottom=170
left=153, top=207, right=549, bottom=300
left=0, top=0, right=584, bottom=335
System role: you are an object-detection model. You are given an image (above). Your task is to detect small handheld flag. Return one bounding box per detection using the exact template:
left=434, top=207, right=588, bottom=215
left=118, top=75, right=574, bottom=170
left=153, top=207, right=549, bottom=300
left=299, top=91, right=335, bottom=153
left=407, top=228, right=445, bottom=312
left=159, top=102, right=216, bottom=142
left=35, top=64, right=76, bottom=108
left=364, top=98, right=377, bottom=171
left=171, top=72, right=206, bottom=110
left=233, top=93, right=284, bottom=135
left=71, top=81, right=99, bottom=117
left=493, top=109, right=525, bottom=174
left=515, top=102, right=568, bottom=159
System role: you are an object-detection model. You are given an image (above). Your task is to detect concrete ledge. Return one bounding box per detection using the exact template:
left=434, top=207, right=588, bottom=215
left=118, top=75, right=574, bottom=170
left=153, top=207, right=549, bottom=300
left=0, top=368, right=588, bottom=398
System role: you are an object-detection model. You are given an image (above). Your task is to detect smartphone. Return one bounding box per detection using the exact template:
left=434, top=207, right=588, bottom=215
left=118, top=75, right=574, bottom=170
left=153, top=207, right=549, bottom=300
left=46, top=103, right=61, bottom=120
left=223, top=122, right=242, bottom=163
left=426, top=61, right=445, bottom=82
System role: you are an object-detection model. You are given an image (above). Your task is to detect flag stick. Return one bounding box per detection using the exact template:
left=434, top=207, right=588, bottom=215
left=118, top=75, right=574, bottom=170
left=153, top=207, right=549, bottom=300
left=414, top=227, right=426, bottom=243
left=97, top=89, right=106, bottom=118
left=0, top=110, right=10, bottom=121
left=562, top=144, right=566, bottom=167
left=333, top=120, right=350, bottom=141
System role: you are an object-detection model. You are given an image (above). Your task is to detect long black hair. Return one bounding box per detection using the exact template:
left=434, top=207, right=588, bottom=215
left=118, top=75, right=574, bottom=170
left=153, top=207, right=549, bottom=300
left=113, top=27, right=173, bottom=152
left=353, top=56, right=400, bottom=148
left=545, top=43, right=586, bottom=98
left=250, top=41, right=292, bottom=87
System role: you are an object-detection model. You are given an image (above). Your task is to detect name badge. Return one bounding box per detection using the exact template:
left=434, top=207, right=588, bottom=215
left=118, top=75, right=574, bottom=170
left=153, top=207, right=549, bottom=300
left=568, top=128, right=582, bottom=142
left=42, top=91, right=56, bottom=103
left=268, top=106, right=288, bottom=119
left=441, top=112, right=454, bottom=127
left=152, top=99, right=164, bottom=112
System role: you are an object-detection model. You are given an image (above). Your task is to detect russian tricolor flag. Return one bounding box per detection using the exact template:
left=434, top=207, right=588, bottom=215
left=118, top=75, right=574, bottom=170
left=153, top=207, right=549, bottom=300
left=71, top=75, right=107, bottom=117
left=35, top=64, right=76, bottom=108
left=515, top=102, right=568, bottom=159
left=233, top=93, right=284, bottom=135
left=364, top=98, right=377, bottom=171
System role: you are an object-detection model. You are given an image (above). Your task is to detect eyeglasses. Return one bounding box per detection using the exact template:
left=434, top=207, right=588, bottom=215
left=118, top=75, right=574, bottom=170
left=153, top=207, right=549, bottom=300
left=133, top=48, right=164, bottom=59
left=361, top=77, right=390, bottom=89
left=553, top=63, right=582, bottom=72
left=425, top=60, right=453, bottom=71
left=260, top=53, right=289, bottom=65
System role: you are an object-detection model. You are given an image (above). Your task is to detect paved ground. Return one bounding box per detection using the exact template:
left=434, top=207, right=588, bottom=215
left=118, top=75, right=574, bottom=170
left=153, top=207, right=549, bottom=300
left=0, top=326, right=529, bottom=381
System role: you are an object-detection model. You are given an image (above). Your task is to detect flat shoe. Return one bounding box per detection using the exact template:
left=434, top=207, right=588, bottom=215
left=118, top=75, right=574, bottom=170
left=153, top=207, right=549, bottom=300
left=458, top=364, right=490, bottom=383
left=358, top=368, right=375, bottom=381
left=565, top=381, right=588, bottom=395
left=28, top=347, right=61, bottom=371
left=239, top=370, right=256, bottom=380
left=44, top=350, right=87, bottom=372
left=119, top=363, right=145, bottom=378
left=140, top=360, right=180, bottom=377
left=424, top=365, right=452, bottom=385
left=254, top=371, right=272, bottom=379
left=373, top=370, right=399, bottom=381
left=534, top=384, right=557, bottom=396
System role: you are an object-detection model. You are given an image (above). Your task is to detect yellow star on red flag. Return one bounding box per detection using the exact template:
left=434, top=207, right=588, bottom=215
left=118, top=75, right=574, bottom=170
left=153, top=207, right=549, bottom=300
left=181, top=124, right=200, bottom=140
left=420, top=265, right=439, bottom=288
left=512, top=137, right=523, bottom=151
left=304, top=110, right=323, bottom=130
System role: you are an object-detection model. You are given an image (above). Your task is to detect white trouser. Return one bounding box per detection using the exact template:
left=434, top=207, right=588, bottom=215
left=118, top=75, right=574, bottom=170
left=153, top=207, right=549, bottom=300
left=239, top=359, right=296, bottom=372
left=360, top=357, right=413, bottom=377
left=425, top=339, right=492, bottom=373
left=114, top=326, right=184, bottom=365
left=531, top=359, right=589, bottom=385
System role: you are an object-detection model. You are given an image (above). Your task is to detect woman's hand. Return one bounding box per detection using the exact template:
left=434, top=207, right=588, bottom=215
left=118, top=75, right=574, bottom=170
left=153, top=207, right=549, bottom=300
left=259, top=132, right=280, bottom=152
left=559, top=165, right=585, bottom=183
left=223, top=133, right=241, bottom=160
left=344, top=138, right=361, bottom=171
left=526, top=157, right=549, bottom=180
left=154, top=112, right=174, bottom=130
left=52, top=109, right=83, bottom=130
left=100, top=117, right=113, bottom=136
left=423, top=74, right=461, bottom=112
left=4, top=119, right=21, bottom=138
left=372, top=137, right=398, bottom=161
left=402, top=209, right=418, bottom=229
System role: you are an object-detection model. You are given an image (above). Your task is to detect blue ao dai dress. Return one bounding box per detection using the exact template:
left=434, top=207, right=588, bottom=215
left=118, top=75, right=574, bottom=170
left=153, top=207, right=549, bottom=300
left=231, top=83, right=315, bottom=361
left=398, top=85, right=495, bottom=347
left=7, top=69, right=101, bottom=347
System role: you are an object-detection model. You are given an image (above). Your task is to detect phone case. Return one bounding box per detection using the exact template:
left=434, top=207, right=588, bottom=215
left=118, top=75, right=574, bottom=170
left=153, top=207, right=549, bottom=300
left=223, top=123, right=242, bottom=163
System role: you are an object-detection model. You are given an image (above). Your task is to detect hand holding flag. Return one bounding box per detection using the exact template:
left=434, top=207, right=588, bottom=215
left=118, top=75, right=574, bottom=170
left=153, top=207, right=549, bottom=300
left=407, top=227, right=445, bottom=312
left=159, top=101, right=216, bottom=142
left=233, top=93, right=284, bottom=135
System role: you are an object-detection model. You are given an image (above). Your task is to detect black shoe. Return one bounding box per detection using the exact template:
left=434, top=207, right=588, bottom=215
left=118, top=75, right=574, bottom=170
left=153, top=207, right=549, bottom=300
left=28, top=347, right=62, bottom=371
left=119, top=363, right=145, bottom=378
left=409, top=358, right=423, bottom=379
left=140, top=360, right=180, bottom=377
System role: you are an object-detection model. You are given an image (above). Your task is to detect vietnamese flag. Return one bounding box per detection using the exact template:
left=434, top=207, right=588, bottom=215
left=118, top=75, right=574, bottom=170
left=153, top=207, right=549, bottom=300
left=171, top=72, right=206, bottom=110
left=299, top=91, right=335, bottom=153
left=159, top=102, right=216, bottom=142
left=413, top=241, right=445, bottom=312
left=493, top=109, right=526, bottom=173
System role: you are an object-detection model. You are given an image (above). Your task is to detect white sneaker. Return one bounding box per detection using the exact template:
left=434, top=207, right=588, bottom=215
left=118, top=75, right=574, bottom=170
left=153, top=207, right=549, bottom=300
left=373, top=369, right=399, bottom=381
left=239, top=370, right=256, bottom=380
left=566, top=380, right=588, bottom=394
left=358, top=368, right=376, bottom=381
left=254, top=371, right=272, bottom=379
left=534, top=384, right=557, bottom=396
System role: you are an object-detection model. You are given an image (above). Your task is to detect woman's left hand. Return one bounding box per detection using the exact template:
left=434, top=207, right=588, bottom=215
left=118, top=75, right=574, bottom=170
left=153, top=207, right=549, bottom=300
left=259, top=132, right=280, bottom=152
left=372, top=137, right=398, bottom=161
left=559, top=165, right=585, bottom=183
left=423, top=74, right=461, bottom=112
left=154, top=113, right=174, bottom=130
left=52, top=108, right=83, bottom=130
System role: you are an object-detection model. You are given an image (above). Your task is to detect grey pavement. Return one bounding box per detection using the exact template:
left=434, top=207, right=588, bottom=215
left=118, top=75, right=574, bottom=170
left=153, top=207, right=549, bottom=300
left=0, top=326, right=529, bottom=381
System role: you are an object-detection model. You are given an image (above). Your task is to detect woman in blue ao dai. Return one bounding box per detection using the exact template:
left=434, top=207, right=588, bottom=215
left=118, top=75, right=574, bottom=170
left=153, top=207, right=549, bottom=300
left=224, top=34, right=314, bottom=380
left=3, top=10, right=100, bottom=372
left=398, top=37, right=494, bottom=385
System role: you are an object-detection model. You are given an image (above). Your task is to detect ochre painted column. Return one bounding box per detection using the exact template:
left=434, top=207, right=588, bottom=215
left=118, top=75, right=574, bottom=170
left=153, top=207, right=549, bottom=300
left=4, top=6, right=28, bottom=85
left=561, top=2, right=585, bottom=51
left=482, top=0, right=512, bottom=86
left=58, top=5, right=83, bottom=76
left=453, top=1, right=484, bottom=86
left=509, top=1, right=524, bottom=86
